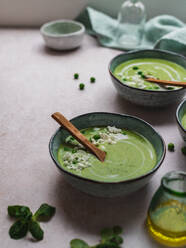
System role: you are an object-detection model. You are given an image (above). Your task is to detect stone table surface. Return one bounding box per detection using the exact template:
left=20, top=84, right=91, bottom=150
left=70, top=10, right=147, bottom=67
left=0, top=29, right=185, bottom=248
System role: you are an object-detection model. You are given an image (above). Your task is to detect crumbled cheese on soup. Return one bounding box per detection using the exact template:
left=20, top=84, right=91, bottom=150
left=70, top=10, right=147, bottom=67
left=107, top=126, right=122, bottom=133
left=63, top=126, right=127, bottom=171
left=63, top=150, right=91, bottom=171
left=91, top=126, right=125, bottom=145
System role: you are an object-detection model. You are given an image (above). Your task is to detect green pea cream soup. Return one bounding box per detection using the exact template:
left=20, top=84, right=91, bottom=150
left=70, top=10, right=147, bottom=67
left=113, top=58, right=186, bottom=91
left=57, top=126, right=157, bottom=182
left=182, top=113, right=186, bottom=129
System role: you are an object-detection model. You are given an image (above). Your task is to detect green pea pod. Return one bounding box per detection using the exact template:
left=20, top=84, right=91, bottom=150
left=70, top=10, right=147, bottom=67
left=29, top=220, right=44, bottom=241
left=34, top=203, right=56, bottom=222
left=9, top=219, right=28, bottom=239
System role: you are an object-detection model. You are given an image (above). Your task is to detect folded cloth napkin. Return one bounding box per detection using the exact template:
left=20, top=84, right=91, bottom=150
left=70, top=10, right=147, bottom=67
left=76, top=7, right=186, bottom=56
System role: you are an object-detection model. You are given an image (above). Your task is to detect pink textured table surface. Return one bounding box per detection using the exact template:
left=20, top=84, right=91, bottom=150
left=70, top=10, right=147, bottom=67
left=0, top=29, right=185, bottom=248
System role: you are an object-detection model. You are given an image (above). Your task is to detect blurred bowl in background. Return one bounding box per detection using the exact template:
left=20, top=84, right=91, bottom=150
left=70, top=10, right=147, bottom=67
left=40, top=19, right=85, bottom=50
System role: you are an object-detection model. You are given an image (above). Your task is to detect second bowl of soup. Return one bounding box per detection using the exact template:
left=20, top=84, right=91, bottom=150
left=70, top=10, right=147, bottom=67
left=49, top=112, right=165, bottom=197
left=176, top=99, right=186, bottom=142
left=109, top=50, right=186, bottom=107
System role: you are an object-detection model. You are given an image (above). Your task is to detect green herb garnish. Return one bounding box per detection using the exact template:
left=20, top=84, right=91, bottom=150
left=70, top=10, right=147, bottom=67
left=79, top=83, right=85, bottom=90
left=66, top=136, right=80, bottom=146
left=93, top=134, right=101, bottom=141
left=141, top=74, right=146, bottom=79
left=9, top=219, right=29, bottom=240
left=72, top=159, right=78, bottom=164
left=64, top=147, right=71, bottom=151
left=29, top=220, right=44, bottom=241
left=74, top=73, right=79, bottom=79
left=167, top=86, right=174, bottom=90
left=154, top=86, right=160, bottom=90
left=133, top=66, right=139, bottom=70
left=34, top=203, right=55, bottom=222
left=168, top=143, right=175, bottom=152
left=137, top=71, right=143, bottom=75
left=181, top=146, right=186, bottom=155
left=8, top=206, right=32, bottom=219
left=8, top=204, right=55, bottom=241
left=66, top=136, right=75, bottom=143
left=90, top=77, right=96, bottom=83
left=71, top=239, right=89, bottom=248
left=70, top=226, right=124, bottom=248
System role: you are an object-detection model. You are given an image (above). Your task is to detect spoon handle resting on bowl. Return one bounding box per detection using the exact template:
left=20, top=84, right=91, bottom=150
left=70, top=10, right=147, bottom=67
left=51, top=112, right=106, bottom=162
left=145, top=77, right=186, bottom=87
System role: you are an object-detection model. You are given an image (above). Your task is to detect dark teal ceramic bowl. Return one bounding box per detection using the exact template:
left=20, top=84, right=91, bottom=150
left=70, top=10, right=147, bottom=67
left=49, top=112, right=166, bottom=197
left=109, top=49, right=186, bottom=107
left=176, top=99, right=186, bottom=142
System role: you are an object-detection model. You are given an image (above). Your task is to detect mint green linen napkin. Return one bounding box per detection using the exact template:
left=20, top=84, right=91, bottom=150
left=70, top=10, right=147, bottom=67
left=76, top=7, right=186, bottom=55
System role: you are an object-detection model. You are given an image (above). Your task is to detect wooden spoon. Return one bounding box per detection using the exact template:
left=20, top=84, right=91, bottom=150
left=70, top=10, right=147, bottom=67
left=51, top=112, right=106, bottom=162
left=145, top=77, right=186, bottom=87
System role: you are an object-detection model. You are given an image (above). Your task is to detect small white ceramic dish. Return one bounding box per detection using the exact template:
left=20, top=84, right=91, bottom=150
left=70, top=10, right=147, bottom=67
left=40, top=19, right=85, bottom=50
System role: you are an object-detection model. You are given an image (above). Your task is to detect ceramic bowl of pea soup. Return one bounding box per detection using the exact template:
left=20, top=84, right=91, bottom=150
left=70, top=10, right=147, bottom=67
left=176, top=99, right=186, bottom=142
left=109, top=50, right=186, bottom=107
left=40, top=20, right=85, bottom=50
left=49, top=112, right=165, bottom=197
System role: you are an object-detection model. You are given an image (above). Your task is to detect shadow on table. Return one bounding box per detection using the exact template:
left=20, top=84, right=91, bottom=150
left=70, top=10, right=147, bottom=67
left=113, top=94, right=179, bottom=126
left=53, top=174, right=153, bottom=235
left=37, top=44, right=82, bottom=57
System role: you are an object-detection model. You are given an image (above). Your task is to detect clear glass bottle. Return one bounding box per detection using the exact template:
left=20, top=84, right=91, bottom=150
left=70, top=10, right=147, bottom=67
left=116, top=0, right=146, bottom=49
left=147, top=171, right=186, bottom=247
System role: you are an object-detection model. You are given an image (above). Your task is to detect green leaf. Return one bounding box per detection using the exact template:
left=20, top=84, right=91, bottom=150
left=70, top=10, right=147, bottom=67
left=8, top=205, right=32, bottom=219
left=70, top=239, right=89, bottom=248
left=34, top=203, right=56, bottom=222
left=9, top=219, right=28, bottom=239
left=111, top=236, right=123, bottom=245
left=181, top=146, right=186, bottom=155
left=29, top=220, right=44, bottom=241
left=100, top=228, right=114, bottom=242
left=96, top=242, right=119, bottom=248
left=113, top=226, right=123, bottom=235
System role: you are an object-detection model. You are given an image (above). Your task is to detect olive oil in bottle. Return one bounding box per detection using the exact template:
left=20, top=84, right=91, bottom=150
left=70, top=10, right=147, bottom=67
left=147, top=171, right=186, bottom=247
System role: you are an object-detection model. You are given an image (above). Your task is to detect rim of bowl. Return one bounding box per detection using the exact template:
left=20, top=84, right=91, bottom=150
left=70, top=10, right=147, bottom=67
left=108, top=49, right=186, bottom=93
left=40, top=19, right=85, bottom=38
left=49, top=112, right=166, bottom=185
left=161, top=170, right=186, bottom=196
left=176, top=98, right=186, bottom=133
